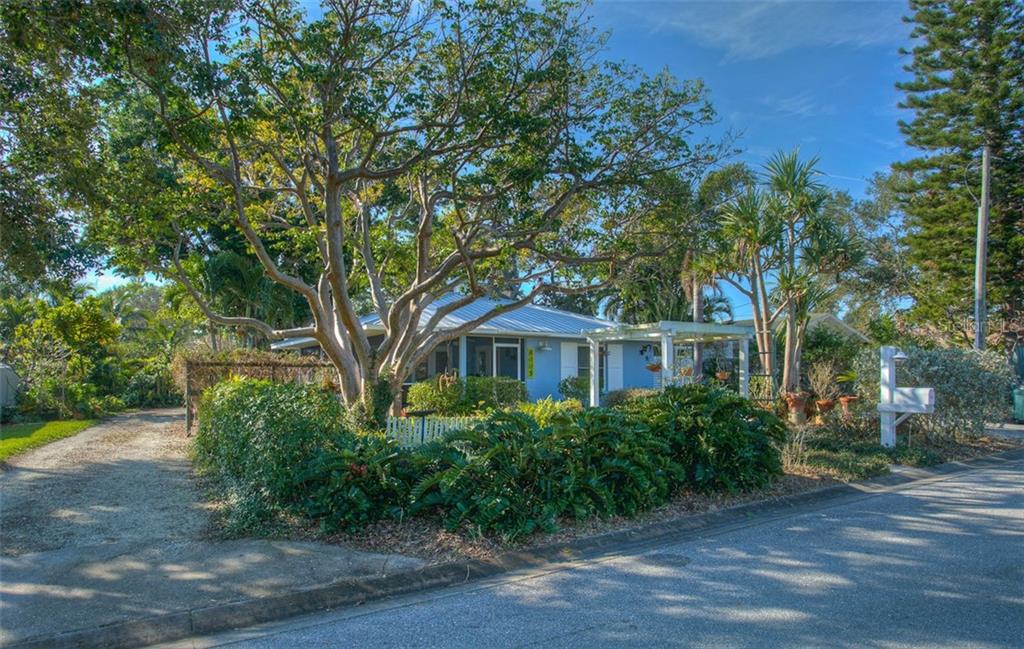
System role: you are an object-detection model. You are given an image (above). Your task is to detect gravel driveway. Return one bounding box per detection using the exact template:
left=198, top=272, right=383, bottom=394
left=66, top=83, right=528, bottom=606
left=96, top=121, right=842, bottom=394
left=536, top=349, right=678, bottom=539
left=0, top=408, right=205, bottom=556
left=0, top=408, right=423, bottom=645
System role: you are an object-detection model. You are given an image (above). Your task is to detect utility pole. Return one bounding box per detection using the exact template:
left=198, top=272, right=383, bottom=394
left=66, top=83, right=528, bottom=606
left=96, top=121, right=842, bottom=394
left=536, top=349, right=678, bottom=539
left=974, top=143, right=991, bottom=350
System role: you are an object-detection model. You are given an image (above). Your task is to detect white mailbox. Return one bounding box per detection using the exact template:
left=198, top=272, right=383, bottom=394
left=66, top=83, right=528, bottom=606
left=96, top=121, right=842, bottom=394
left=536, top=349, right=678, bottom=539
left=877, top=346, right=935, bottom=447
left=878, top=387, right=935, bottom=414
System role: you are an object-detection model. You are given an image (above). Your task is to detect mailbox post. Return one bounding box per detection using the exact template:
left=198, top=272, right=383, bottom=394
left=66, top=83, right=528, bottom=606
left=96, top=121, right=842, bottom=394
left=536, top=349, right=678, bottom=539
left=877, top=346, right=935, bottom=448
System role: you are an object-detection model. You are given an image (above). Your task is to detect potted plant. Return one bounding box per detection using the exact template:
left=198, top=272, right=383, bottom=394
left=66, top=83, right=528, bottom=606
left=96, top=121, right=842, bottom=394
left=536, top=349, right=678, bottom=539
left=807, top=361, right=840, bottom=424
left=784, top=391, right=809, bottom=424
left=837, top=369, right=859, bottom=416
left=645, top=361, right=662, bottom=373
left=715, top=370, right=731, bottom=381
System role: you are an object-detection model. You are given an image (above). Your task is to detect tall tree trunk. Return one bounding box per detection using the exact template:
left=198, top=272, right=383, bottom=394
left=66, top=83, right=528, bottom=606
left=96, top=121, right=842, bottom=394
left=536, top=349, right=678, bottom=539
left=782, top=305, right=798, bottom=393
left=692, top=277, right=703, bottom=379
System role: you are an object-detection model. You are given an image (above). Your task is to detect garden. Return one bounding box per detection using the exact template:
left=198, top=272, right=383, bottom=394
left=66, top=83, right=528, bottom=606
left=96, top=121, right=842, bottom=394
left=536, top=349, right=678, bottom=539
left=190, top=336, right=1018, bottom=557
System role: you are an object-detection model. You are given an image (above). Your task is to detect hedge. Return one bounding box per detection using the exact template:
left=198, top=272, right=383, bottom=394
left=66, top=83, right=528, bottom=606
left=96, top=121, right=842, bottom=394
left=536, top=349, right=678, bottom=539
left=406, top=375, right=527, bottom=414
left=852, top=346, right=1013, bottom=438
left=194, top=378, right=347, bottom=511
left=199, top=378, right=785, bottom=539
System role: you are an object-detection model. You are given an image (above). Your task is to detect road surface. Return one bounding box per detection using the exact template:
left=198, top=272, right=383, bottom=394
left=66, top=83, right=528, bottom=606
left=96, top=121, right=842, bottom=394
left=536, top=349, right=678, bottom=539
left=175, top=459, right=1024, bottom=649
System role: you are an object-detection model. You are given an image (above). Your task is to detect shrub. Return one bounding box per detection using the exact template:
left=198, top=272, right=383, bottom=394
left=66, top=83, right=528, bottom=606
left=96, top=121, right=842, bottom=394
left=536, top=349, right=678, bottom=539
left=410, top=407, right=673, bottom=540
left=410, top=412, right=567, bottom=538
left=615, top=384, right=786, bottom=492
left=603, top=387, right=658, bottom=408
left=464, top=376, right=527, bottom=411
left=515, top=397, right=582, bottom=426
left=802, top=327, right=863, bottom=375
left=297, top=433, right=413, bottom=532
left=558, top=375, right=588, bottom=401
left=406, top=375, right=527, bottom=414
left=406, top=375, right=462, bottom=413
left=852, top=346, right=1012, bottom=437
left=194, top=378, right=347, bottom=514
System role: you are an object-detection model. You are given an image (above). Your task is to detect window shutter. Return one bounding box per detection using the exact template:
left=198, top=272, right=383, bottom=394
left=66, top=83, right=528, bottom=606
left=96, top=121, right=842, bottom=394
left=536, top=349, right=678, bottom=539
left=607, top=344, right=623, bottom=391
left=560, top=342, right=578, bottom=380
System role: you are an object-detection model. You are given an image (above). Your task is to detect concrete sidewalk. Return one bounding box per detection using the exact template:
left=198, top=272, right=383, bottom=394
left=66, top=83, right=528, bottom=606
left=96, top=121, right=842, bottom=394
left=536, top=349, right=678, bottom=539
left=0, top=410, right=422, bottom=646
left=986, top=421, right=1024, bottom=441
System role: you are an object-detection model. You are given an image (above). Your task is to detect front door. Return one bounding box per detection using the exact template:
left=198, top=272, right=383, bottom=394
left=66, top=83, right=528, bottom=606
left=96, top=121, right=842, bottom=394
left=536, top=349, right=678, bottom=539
left=494, top=343, right=521, bottom=379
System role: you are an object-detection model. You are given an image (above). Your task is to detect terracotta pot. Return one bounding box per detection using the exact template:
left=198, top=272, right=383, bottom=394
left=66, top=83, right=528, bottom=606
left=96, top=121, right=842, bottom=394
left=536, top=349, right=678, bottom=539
left=646, top=362, right=662, bottom=372
left=716, top=371, right=731, bottom=381
left=839, top=395, right=859, bottom=416
left=680, top=367, right=694, bottom=377
left=785, top=392, right=808, bottom=425
left=814, top=399, right=835, bottom=425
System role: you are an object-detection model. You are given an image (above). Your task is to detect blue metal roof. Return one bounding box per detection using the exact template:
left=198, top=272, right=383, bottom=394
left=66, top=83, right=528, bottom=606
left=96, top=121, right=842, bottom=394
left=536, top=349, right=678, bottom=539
left=271, top=294, right=613, bottom=349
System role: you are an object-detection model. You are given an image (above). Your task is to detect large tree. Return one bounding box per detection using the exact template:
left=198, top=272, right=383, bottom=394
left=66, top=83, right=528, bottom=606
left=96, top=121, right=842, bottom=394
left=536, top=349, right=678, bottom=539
left=0, top=34, right=102, bottom=294
left=895, top=0, right=1024, bottom=343
left=3, top=0, right=718, bottom=409
left=702, top=152, right=859, bottom=394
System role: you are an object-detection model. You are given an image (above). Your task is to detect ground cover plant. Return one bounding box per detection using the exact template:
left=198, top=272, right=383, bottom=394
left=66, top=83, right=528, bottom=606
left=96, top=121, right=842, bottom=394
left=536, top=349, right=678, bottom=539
left=0, top=419, right=97, bottom=461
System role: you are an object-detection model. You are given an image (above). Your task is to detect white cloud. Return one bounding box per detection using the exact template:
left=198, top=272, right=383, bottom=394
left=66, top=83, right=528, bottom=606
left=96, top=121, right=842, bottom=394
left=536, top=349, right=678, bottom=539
left=598, top=0, right=910, bottom=62
left=759, top=90, right=836, bottom=117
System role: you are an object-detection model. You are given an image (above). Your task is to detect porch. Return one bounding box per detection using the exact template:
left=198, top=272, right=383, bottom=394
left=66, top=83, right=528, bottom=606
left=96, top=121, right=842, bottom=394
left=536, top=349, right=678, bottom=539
left=582, top=321, right=754, bottom=407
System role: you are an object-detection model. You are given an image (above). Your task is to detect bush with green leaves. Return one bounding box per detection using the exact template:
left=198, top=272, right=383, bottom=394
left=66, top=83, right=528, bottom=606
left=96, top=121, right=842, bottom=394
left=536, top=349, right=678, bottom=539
left=802, top=327, right=863, bottom=375
left=558, top=375, right=588, bottom=401
left=406, top=375, right=464, bottom=414
left=852, top=346, right=1012, bottom=437
left=615, top=384, right=786, bottom=492
left=297, top=433, right=415, bottom=532
left=603, top=387, right=658, bottom=408
left=515, top=397, right=582, bottom=426
left=406, top=375, right=527, bottom=414
left=194, top=378, right=347, bottom=512
left=409, top=407, right=675, bottom=540
left=464, top=376, right=527, bottom=410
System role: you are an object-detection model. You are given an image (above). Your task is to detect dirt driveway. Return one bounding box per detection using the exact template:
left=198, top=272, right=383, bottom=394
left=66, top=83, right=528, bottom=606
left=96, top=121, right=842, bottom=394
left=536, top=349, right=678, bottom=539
left=0, top=409, right=423, bottom=645
left=1, top=409, right=205, bottom=556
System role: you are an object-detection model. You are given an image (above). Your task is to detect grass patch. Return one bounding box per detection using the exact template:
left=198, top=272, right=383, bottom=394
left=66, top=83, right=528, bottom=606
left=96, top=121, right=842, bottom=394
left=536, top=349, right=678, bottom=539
left=0, top=419, right=97, bottom=461
left=786, top=426, right=1015, bottom=481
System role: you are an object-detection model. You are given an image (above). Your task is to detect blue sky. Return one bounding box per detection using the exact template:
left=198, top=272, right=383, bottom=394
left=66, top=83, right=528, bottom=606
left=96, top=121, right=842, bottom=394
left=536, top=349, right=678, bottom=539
left=585, top=0, right=916, bottom=319
left=588, top=0, right=915, bottom=192
left=89, top=0, right=918, bottom=316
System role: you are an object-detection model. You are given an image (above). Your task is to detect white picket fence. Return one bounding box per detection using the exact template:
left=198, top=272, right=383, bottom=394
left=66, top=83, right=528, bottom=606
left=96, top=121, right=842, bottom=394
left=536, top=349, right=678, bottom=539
left=385, top=415, right=479, bottom=448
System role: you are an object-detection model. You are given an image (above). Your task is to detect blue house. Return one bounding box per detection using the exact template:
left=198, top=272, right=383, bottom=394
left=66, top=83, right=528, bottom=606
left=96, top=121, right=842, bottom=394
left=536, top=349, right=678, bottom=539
left=271, top=294, right=755, bottom=404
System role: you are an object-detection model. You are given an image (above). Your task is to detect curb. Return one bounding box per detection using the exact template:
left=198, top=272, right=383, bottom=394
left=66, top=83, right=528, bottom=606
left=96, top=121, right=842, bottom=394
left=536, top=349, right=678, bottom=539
left=11, top=447, right=1024, bottom=649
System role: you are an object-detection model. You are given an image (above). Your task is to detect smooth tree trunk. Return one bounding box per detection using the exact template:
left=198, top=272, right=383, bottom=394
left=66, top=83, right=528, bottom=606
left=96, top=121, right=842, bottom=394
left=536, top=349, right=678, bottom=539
left=692, top=278, right=703, bottom=379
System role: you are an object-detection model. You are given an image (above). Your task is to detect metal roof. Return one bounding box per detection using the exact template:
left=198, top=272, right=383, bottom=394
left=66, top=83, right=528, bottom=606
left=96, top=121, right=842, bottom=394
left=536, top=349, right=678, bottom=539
left=271, top=294, right=614, bottom=350
left=733, top=313, right=869, bottom=342
left=583, top=321, right=754, bottom=343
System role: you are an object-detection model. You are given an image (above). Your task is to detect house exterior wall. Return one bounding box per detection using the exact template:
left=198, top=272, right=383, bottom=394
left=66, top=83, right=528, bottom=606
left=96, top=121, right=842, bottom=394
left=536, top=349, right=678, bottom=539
left=524, top=336, right=580, bottom=400
left=621, top=340, right=657, bottom=391
left=278, top=334, right=660, bottom=402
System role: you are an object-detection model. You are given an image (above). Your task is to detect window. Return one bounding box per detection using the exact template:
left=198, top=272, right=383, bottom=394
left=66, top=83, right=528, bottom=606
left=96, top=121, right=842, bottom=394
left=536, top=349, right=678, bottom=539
left=495, top=343, right=521, bottom=380
left=465, top=336, right=523, bottom=379
left=577, top=344, right=605, bottom=391
left=466, top=336, right=492, bottom=376
left=577, top=346, right=589, bottom=378
left=434, top=349, right=449, bottom=375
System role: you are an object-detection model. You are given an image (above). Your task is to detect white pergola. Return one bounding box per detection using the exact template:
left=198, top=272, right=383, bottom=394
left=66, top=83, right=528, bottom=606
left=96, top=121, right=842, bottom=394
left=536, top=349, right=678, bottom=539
left=582, top=321, right=755, bottom=407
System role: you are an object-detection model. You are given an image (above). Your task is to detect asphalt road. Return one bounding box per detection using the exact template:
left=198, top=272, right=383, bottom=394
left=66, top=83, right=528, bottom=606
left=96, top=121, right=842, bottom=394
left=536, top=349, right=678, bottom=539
left=178, top=460, right=1024, bottom=649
